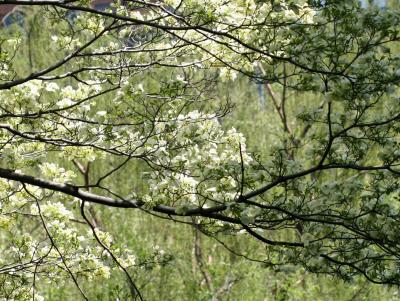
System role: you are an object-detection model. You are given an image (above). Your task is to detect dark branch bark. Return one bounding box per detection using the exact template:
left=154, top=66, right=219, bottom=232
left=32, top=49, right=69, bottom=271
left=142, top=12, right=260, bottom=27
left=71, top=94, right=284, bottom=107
left=0, top=167, right=233, bottom=219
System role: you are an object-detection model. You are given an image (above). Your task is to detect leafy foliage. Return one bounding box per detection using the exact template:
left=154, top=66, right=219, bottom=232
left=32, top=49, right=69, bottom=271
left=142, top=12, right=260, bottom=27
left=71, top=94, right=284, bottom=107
left=0, top=0, right=399, bottom=299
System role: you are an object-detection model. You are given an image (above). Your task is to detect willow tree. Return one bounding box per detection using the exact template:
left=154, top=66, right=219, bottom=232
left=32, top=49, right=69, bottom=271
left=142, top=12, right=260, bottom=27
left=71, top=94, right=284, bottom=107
left=0, top=0, right=399, bottom=299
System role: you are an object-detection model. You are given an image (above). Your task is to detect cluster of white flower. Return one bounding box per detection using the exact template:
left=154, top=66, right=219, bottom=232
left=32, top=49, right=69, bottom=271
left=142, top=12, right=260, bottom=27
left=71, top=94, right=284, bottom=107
left=142, top=108, right=254, bottom=211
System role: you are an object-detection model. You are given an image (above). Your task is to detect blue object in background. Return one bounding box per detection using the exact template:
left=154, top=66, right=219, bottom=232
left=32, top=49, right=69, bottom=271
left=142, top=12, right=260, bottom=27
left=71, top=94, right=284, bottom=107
left=360, top=0, right=387, bottom=8
left=93, top=3, right=111, bottom=11
left=257, top=82, right=266, bottom=110
left=3, top=10, right=25, bottom=27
